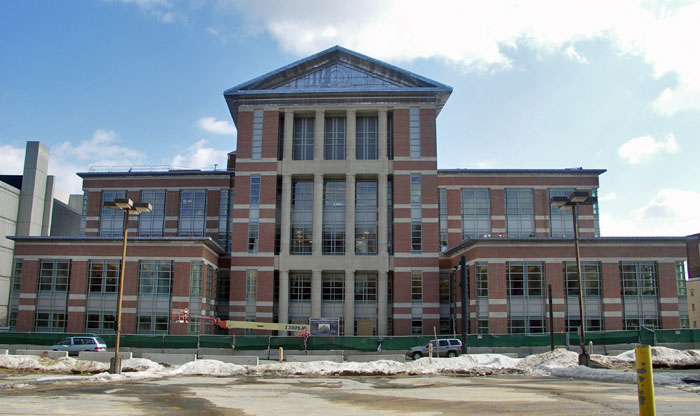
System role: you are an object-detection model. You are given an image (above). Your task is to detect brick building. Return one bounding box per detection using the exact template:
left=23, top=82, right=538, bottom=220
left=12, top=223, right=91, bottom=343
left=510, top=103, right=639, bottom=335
left=7, top=46, right=692, bottom=336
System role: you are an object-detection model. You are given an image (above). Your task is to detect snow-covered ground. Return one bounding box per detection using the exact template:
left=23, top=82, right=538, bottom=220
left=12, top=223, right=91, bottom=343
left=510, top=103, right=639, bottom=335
left=1, top=347, right=699, bottom=394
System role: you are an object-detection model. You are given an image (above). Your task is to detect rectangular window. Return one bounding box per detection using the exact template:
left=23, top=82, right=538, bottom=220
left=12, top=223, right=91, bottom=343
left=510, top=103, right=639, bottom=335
left=292, top=117, right=314, bottom=160
left=411, top=272, right=422, bottom=302
left=623, top=316, right=659, bottom=330
left=387, top=178, right=393, bottom=255
left=324, top=116, right=346, bottom=160
left=278, top=114, right=284, bottom=161
left=566, top=318, right=602, bottom=332
left=190, top=262, right=203, bottom=297
left=246, top=270, right=257, bottom=302
left=290, top=271, right=311, bottom=302
left=478, top=319, right=489, bottom=334
left=275, top=178, right=282, bottom=254
left=461, top=188, right=491, bottom=239
left=549, top=188, right=575, bottom=237
left=355, top=272, right=377, bottom=302
left=508, top=318, right=545, bottom=334
left=439, top=272, right=450, bottom=304
left=476, top=263, right=488, bottom=297
left=290, top=180, right=313, bottom=254
left=387, top=112, right=393, bottom=160
left=676, top=261, right=688, bottom=296
left=355, top=180, right=377, bottom=255
left=507, top=262, right=544, bottom=297
left=38, top=260, right=70, bottom=292
left=206, top=266, right=214, bottom=300
left=564, top=262, right=601, bottom=297
left=505, top=188, right=535, bottom=237
left=218, top=189, right=233, bottom=251
left=439, top=188, right=448, bottom=251
left=252, top=109, right=263, bottom=160
left=35, top=311, right=66, bottom=333
left=138, top=260, right=172, bottom=296
left=411, top=221, right=422, bottom=253
left=12, top=259, right=22, bottom=292
left=138, top=189, right=166, bottom=236
left=100, top=190, right=126, bottom=237
left=322, top=271, right=344, bottom=302
left=217, top=270, right=230, bottom=301
left=409, top=107, right=420, bottom=158
left=137, top=314, right=169, bottom=334
left=620, top=262, right=657, bottom=297
left=248, top=176, right=261, bottom=253
left=411, top=319, right=422, bottom=335
left=86, top=313, right=116, bottom=334
left=356, top=116, right=378, bottom=160
left=80, top=191, right=88, bottom=236
left=323, top=180, right=345, bottom=255
left=88, top=260, right=119, bottom=293
left=179, top=189, right=207, bottom=236
left=411, top=174, right=422, bottom=253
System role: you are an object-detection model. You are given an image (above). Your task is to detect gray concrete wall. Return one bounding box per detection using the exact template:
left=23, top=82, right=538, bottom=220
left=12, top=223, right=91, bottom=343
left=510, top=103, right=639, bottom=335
left=16, top=141, right=49, bottom=236
left=78, top=351, right=132, bottom=362
left=199, top=355, right=258, bottom=365
left=0, top=181, right=19, bottom=327
left=16, top=349, right=68, bottom=359
left=141, top=353, right=197, bottom=366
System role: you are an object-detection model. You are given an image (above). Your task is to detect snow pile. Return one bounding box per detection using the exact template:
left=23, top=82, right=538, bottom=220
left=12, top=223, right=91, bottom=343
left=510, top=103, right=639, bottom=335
left=168, top=360, right=246, bottom=376
left=517, top=348, right=579, bottom=375
left=593, top=347, right=700, bottom=369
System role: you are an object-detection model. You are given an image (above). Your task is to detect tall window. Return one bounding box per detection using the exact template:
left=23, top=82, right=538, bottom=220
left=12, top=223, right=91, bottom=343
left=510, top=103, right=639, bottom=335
left=190, top=262, right=203, bottom=297
left=88, top=260, right=119, bottom=293
left=322, top=272, right=344, bottom=302
left=139, top=189, right=166, bottom=236
left=476, top=264, right=488, bottom=297
left=80, top=191, right=88, bottom=236
left=564, top=262, right=601, bottom=297
left=179, top=189, right=206, bottom=236
left=439, top=188, right=448, bottom=251
left=411, top=174, right=422, bottom=253
left=507, top=262, right=544, bottom=297
left=290, top=180, right=313, bottom=254
left=324, top=116, right=346, bottom=160
left=676, top=261, right=688, bottom=296
left=355, top=272, right=377, bottom=302
left=505, top=188, right=534, bottom=237
left=439, top=272, right=450, bottom=304
left=12, top=259, right=22, bottom=292
left=549, top=188, right=575, bottom=237
left=411, top=272, right=422, bottom=302
left=292, top=117, right=314, bottom=160
left=218, top=189, right=233, bottom=251
left=387, top=178, right=394, bottom=255
left=461, top=188, right=491, bottom=239
left=621, top=262, right=657, bottom=296
left=86, top=313, right=115, bottom=334
left=38, top=260, right=70, bottom=292
left=251, top=109, right=263, bottom=160
left=248, top=176, right=261, bottom=253
left=323, top=180, right=345, bottom=255
left=356, top=116, right=378, bottom=160
left=246, top=270, right=257, bottom=302
left=35, top=311, right=66, bottom=333
left=387, top=112, right=393, bottom=160
left=409, top=107, right=420, bottom=158
left=138, top=260, right=172, bottom=296
left=100, top=190, right=126, bottom=237
left=355, top=180, right=377, bottom=255
left=290, top=272, right=311, bottom=302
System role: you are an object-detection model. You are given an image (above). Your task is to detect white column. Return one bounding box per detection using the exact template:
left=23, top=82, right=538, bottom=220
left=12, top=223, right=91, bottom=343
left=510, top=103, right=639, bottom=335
left=344, top=270, right=355, bottom=336
left=378, top=271, right=388, bottom=336
left=312, top=173, right=323, bottom=256
left=378, top=109, right=387, bottom=161
left=346, top=109, right=356, bottom=161
left=311, top=270, right=322, bottom=318
left=280, top=175, right=292, bottom=255
left=345, top=174, right=355, bottom=255
left=378, top=174, right=388, bottom=255
left=315, top=109, right=324, bottom=161
left=283, top=110, right=293, bottom=161
left=278, top=270, right=289, bottom=335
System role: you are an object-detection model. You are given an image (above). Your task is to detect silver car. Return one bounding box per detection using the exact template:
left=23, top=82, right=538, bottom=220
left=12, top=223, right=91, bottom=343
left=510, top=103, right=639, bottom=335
left=406, top=339, right=463, bottom=360
left=51, top=336, right=107, bottom=355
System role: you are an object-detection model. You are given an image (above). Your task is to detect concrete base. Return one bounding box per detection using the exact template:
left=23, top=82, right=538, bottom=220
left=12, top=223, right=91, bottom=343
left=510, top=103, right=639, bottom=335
left=286, top=355, right=343, bottom=363
left=346, top=354, right=405, bottom=363
left=199, top=355, right=259, bottom=365
left=78, top=351, right=132, bottom=362
left=15, top=350, right=68, bottom=359
left=141, top=353, right=196, bottom=366
left=109, top=357, right=121, bottom=374
left=0, top=349, right=7, bottom=355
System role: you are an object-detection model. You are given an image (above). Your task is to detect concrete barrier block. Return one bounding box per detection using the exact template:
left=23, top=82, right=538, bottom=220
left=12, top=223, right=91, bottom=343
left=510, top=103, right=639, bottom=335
left=0, top=349, right=7, bottom=355
left=286, top=355, right=343, bottom=363
left=141, top=353, right=196, bottom=366
left=346, top=354, right=405, bottom=363
left=78, top=351, right=132, bottom=362
left=16, top=349, right=68, bottom=359
left=200, top=355, right=258, bottom=365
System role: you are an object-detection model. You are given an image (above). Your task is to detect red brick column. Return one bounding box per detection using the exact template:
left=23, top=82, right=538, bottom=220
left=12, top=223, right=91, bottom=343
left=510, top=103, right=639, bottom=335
left=66, top=260, right=88, bottom=333
left=545, top=262, right=566, bottom=331
left=422, top=270, right=440, bottom=334
left=121, top=260, right=140, bottom=334
left=392, top=271, right=411, bottom=335
left=534, top=189, right=549, bottom=237
left=17, top=260, right=39, bottom=332
left=490, top=190, right=505, bottom=237
left=658, top=262, right=681, bottom=329
left=601, top=262, right=623, bottom=330
left=488, top=262, right=508, bottom=333
left=170, top=261, right=191, bottom=335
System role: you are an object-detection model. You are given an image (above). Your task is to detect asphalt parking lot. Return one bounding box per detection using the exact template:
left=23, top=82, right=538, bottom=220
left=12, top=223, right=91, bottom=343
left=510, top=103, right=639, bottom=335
left=1, top=373, right=699, bottom=415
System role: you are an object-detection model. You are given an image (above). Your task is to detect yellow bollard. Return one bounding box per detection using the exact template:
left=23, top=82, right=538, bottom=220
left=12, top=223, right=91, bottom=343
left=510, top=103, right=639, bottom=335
left=635, top=345, right=656, bottom=416
left=279, top=347, right=283, bottom=363
left=429, top=342, right=433, bottom=358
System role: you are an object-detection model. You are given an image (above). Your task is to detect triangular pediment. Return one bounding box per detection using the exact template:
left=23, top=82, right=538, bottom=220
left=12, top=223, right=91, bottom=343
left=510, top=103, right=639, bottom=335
left=273, top=62, right=407, bottom=91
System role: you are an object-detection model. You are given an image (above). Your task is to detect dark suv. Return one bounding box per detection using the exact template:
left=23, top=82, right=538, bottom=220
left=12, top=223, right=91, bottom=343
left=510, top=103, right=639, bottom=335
left=406, top=339, right=462, bottom=360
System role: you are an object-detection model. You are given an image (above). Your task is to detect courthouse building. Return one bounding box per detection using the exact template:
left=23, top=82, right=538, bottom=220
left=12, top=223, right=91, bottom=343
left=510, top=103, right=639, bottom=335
left=8, top=46, right=693, bottom=336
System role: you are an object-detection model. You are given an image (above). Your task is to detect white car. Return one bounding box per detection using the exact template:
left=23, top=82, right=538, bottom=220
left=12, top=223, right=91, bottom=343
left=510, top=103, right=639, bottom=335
left=51, top=336, right=107, bottom=355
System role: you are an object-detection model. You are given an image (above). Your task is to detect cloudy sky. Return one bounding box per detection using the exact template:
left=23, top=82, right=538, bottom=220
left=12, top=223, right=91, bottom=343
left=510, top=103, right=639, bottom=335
left=1, top=0, right=699, bottom=236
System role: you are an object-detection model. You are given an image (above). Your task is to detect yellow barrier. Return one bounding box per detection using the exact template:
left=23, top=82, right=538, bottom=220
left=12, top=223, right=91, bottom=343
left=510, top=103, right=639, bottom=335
left=635, top=345, right=656, bottom=416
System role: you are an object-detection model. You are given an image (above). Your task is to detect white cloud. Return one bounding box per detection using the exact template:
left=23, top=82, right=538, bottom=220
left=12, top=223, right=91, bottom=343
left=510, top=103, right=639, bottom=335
left=109, top=0, right=185, bottom=24
left=600, top=188, right=700, bottom=236
left=172, top=139, right=228, bottom=170
left=197, top=117, right=237, bottom=136
left=617, top=133, right=678, bottom=164
left=221, top=0, right=700, bottom=115
left=598, top=192, right=617, bottom=201
left=0, top=144, right=26, bottom=175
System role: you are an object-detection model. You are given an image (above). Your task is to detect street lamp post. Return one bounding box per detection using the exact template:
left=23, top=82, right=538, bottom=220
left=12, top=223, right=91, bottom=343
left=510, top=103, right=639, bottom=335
left=104, top=198, right=151, bottom=374
left=550, top=191, right=597, bottom=367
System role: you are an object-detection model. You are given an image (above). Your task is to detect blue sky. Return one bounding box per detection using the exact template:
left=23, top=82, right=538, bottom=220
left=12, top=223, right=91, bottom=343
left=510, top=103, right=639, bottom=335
left=1, top=0, right=699, bottom=236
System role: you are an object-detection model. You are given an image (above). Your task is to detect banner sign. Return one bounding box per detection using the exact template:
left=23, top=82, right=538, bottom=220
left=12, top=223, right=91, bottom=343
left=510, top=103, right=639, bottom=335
left=309, top=317, right=340, bottom=336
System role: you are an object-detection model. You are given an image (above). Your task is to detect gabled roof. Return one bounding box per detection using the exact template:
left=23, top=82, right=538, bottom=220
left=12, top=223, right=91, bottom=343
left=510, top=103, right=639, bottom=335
left=224, top=46, right=452, bottom=125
